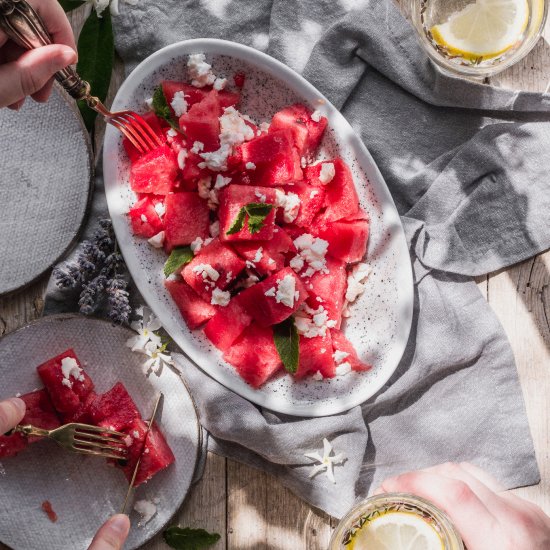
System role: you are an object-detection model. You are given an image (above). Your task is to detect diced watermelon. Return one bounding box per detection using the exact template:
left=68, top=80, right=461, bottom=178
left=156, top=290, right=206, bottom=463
left=239, top=129, right=302, bottom=186
left=269, top=104, right=327, bottom=158
left=282, top=181, right=326, bottom=227
left=330, top=329, right=372, bottom=372
left=37, top=349, right=94, bottom=414
left=128, top=196, right=164, bottom=238
left=218, top=185, right=277, bottom=242
left=294, top=333, right=336, bottom=379
left=313, top=216, right=369, bottom=263
left=165, top=279, right=217, bottom=329
left=237, top=267, right=308, bottom=327
left=130, top=145, right=180, bottom=195
left=89, top=382, right=140, bottom=432
left=163, top=192, right=210, bottom=252
left=123, top=111, right=166, bottom=163
left=0, top=432, right=27, bottom=458
left=162, top=81, right=239, bottom=114
left=62, top=391, right=96, bottom=424
left=178, top=91, right=221, bottom=152
left=118, top=418, right=175, bottom=486
left=179, top=152, right=204, bottom=191
left=223, top=324, right=282, bottom=387
left=204, top=293, right=252, bottom=352
left=182, top=238, right=246, bottom=301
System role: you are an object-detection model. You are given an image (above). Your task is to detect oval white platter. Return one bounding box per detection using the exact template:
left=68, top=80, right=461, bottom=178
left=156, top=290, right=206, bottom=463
left=103, top=39, right=413, bottom=417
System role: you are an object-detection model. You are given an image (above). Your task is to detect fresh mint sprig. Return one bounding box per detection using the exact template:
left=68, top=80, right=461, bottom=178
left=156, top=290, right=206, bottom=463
left=226, top=202, right=274, bottom=235
left=273, top=317, right=300, bottom=374
left=152, top=85, right=180, bottom=130
left=163, top=526, right=221, bottom=549
left=164, top=246, right=194, bottom=277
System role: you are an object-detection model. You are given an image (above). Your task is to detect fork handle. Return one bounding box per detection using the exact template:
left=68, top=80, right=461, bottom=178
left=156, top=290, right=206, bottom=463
left=0, top=0, right=90, bottom=100
left=13, top=424, right=50, bottom=438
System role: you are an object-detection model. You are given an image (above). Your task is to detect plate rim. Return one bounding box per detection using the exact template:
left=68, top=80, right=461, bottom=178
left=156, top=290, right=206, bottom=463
left=103, top=38, right=414, bottom=417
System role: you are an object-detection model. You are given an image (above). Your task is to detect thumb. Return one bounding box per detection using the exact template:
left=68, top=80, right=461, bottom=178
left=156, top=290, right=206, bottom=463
left=88, top=514, right=130, bottom=550
left=0, top=44, right=76, bottom=108
left=0, top=398, right=26, bottom=434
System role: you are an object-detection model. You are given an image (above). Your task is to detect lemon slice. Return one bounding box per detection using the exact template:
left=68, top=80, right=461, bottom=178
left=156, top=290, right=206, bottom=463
left=351, top=511, right=444, bottom=550
left=430, top=0, right=529, bottom=61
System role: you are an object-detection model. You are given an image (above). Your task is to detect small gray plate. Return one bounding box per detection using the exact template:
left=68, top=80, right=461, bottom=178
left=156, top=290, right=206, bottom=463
left=0, top=87, right=93, bottom=296
left=0, top=314, right=200, bottom=550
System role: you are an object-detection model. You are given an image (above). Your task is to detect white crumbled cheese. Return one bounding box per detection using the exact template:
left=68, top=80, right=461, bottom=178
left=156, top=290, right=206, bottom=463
left=144, top=448, right=150, bottom=454
left=154, top=202, right=166, bottom=218
left=177, top=148, right=188, bottom=170
left=15, top=392, right=21, bottom=398
left=275, top=189, right=301, bottom=223
left=147, top=231, right=165, bottom=248
left=320, top=348, right=327, bottom=354
left=187, top=53, right=216, bottom=88
left=289, top=255, right=305, bottom=272
left=191, top=141, right=204, bottom=154
left=311, top=110, right=322, bottom=122
left=170, top=90, right=188, bottom=117
left=345, top=263, right=371, bottom=303
left=333, top=350, right=350, bottom=364
left=259, top=121, right=270, bottom=133
left=124, top=435, right=133, bottom=447
left=140, top=214, right=148, bottom=223
left=253, top=247, right=263, bottom=263
left=310, top=189, right=320, bottom=198
left=134, top=499, right=157, bottom=525
left=275, top=274, right=297, bottom=308
left=213, top=77, right=227, bottom=90
left=199, top=143, right=231, bottom=171
left=268, top=258, right=276, bottom=265
left=301, top=157, right=307, bottom=169
left=254, top=190, right=266, bottom=202
left=241, top=272, right=259, bottom=288
left=190, top=237, right=204, bottom=253
left=210, top=220, right=220, bottom=238
left=132, top=430, right=140, bottom=438
left=192, top=264, right=220, bottom=282
left=293, top=234, right=329, bottom=277
left=246, top=162, right=256, bottom=170
left=225, top=271, right=233, bottom=284
left=197, top=177, right=212, bottom=199
left=166, top=128, right=178, bottom=138
left=264, top=287, right=276, bottom=297
left=211, top=288, right=231, bottom=306
left=313, top=308, right=329, bottom=327
left=214, top=174, right=232, bottom=189
left=312, top=371, right=324, bottom=381
left=316, top=296, right=324, bottom=303
left=335, top=362, right=352, bottom=376
left=61, top=379, right=72, bottom=388
left=341, top=306, right=351, bottom=318
left=144, top=97, right=153, bottom=110
left=319, top=162, right=336, bottom=184
left=294, top=304, right=336, bottom=338
left=60, top=357, right=84, bottom=388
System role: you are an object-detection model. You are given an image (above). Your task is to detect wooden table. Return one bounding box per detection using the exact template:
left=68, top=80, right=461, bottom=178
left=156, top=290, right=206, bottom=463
left=1, top=2, right=549, bottom=548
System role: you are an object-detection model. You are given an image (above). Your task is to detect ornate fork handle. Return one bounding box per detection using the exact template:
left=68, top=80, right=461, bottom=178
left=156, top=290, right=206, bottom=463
left=0, top=0, right=102, bottom=109
left=13, top=424, right=50, bottom=438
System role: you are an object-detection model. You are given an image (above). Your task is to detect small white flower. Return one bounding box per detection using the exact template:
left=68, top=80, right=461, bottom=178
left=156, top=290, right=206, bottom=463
left=304, top=438, right=346, bottom=484
left=142, top=341, right=174, bottom=375
left=126, top=307, right=162, bottom=353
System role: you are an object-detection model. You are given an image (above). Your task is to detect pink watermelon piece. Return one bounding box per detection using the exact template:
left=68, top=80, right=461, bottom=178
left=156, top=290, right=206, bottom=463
left=294, top=333, right=336, bottom=379
left=163, top=192, right=210, bottom=252
left=130, top=145, right=180, bottom=195
left=223, top=324, right=283, bottom=387
left=37, top=349, right=94, bottom=415
left=165, top=279, right=217, bottom=329
left=182, top=238, right=246, bottom=301
left=89, top=382, right=140, bottom=432
left=330, top=329, right=372, bottom=372
left=269, top=103, right=327, bottom=158
left=281, top=181, right=326, bottom=228
left=0, top=431, right=27, bottom=458
left=178, top=91, right=221, bottom=152
left=162, top=81, right=239, bottom=114
left=237, top=267, right=308, bottom=327
left=128, top=196, right=164, bottom=238
left=62, top=391, right=97, bottom=424
left=123, top=111, right=166, bottom=163
left=218, top=185, right=277, bottom=242
left=203, top=293, right=252, bottom=352
left=313, top=216, right=369, bottom=263
left=179, top=152, right=205, bottom=192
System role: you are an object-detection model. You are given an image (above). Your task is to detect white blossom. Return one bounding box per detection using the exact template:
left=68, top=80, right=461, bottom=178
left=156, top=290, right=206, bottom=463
left=304, top=438, right=346, bottom=484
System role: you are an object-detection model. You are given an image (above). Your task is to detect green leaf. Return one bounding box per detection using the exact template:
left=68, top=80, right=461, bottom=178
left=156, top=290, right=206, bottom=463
left=57, top=0, right=86, bottom=12
left=76, top=9, right=114, bottom=132
left=164, top=247, right=194, bottom=277
left=225, top=206, right=247, bottom=235
left=163, top=526, right=221, bottom=549
left=152, top=86, right=180, bottom=130
left=225, top=202, right=273, bottom=236
left=273, top=317, right=299, bottom=374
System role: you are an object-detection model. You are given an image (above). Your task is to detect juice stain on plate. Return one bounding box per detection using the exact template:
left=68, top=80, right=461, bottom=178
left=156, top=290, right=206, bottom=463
left=347, top=510, right=444, bottom=550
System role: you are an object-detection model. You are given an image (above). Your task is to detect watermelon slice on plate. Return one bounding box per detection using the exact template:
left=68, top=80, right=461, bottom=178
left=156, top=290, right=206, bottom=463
left=295, top=333, right=336, bottom=379
left=129, top=145, right=180, bottom=195
left=128, top=196, right=164, bottom=238
left=331, top=329, right=372, bottom=372
left=123, top=111, right=166, bottom=163
left=89, top=382, right=141, bottom=432
left=313, top=215, right=369, bottom=263
left=164, top=279, right=217, bottom=329
left=178, top=91, right=222, bottom=152
left=163, top=192, right=210, bottom=251
left=161, top=81, right=239, bottom=114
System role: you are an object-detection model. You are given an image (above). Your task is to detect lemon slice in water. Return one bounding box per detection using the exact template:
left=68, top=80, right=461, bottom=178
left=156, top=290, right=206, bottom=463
left=351, top=511, right=444, bottom=550
left=430, top=0, right=529, bottom=61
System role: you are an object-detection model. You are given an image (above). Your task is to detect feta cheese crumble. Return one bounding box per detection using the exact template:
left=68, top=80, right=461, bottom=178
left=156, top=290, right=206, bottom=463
left=292, top=234, right=329, bottom=277
left=170, top=90, right=188, bottom=117
left=210, top=220, right=220, bottom=238
left=335, top=362, right=352, bottom=376
left=60, top=357, right=84, bottom=388
left=140, top=214, right=148, bottom=223
left=310, top=110, right=322, bottom=122
left=134, top=499, right=157, bottom=525
left=246, top=162, right=256, bottom=170
left=166, top=128, right=178, bottom=138
left=177, top=148, right=188, bottom=170
left=192, top=264, right=220, bottom=282
left=319, top=162, right=336, bottom=184
left=191, top=141, right=204, bottom=154
left=147, top=231, right=165, bottom=249
left=211, top=288, right=231, bottom=306
left=301, top=156, right=307, bottom=169
left=214, top=174, right=232, bottom=189
left=275, top=189, right=301, bottom=223
left=254, top=190, right=266, bottom=202
left=312, top=371, right=324, bottom=381
left=187, top=53, right=216, bottom=88
left=259, top=121, right=270, bottom=133
left=275, top=274, right=297, bottom=308
left=190, top=237, right=204, bottom=253
left=213, top=77, right=227, bottom=90
left=154, top=202, right=166, bottom=218
left=264, top=287, right=276, bottom=297
left=345, top=263, right=371, bottom=303
left=310, top=189, right=320, bottom=198
left=333, top=350, right=349, bottom=364
left=294, top=304, right=336, bottom=338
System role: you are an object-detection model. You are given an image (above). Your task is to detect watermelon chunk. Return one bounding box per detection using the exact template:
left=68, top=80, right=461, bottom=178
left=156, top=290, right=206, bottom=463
left=237, top=267, right=308, bottom=327
left=282, top=181, right=326, bottom=228
left=162, top=81, right=239, bottom=114
left=37, top=349, right=94, bottom=414
left=182, top=238, right=246, bottom=301
left=218, top=185, right=277, bottom=242
left=0, top=432, right=27, bottom=458
left=128, top=196, right=164, bottom=238
left=239, top=129, right=302, bottom=186
left=330, top=329, right=372, bottom=372
left=178, top=91, right=221, bottom=152
left=163, top=192, right=210, bottom=252
left=204, top=293, right=252, bottom=352
left=223, top=324, right=282, bottom=387
left=294, top=333, right=336, bottom=379
left=269, top=103, right=327, bottom=158
left=123, top=112, right=166, bottom=163
left=130, top=145, right=180, bottom=195
left=89, top=382, right=140, bottom=432
left=62, top=391, right=96, bottom=424
left=165, top=279, right=217, bottom=329
left=313, top=216, right=369, bottom=263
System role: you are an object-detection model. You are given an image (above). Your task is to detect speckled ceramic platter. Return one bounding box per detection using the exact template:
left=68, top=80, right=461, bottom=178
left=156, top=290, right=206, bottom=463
left=0, top=86, right=93, bottom=296
left=103, top=39, right=414, bottom=417
left=0, top=315, right=200, bottom=550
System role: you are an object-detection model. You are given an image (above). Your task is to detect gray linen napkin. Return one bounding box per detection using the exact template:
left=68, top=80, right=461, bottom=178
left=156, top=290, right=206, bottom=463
left=44, top=0, right=550, bottom=518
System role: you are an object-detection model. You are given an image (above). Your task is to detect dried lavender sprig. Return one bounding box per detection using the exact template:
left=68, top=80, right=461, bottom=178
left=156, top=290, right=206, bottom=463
left=106, top=277, right=131, bottom=324
left=78, top=274, right=107, bottom=315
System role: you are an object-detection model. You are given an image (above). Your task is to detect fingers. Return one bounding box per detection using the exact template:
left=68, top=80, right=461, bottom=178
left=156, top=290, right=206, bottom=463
left=457, top=462, right=506, bottom=492
left=88, top=514, right=130, bottom=550
left=0, top=398, right=26, bottom=434
left=0, top=45, right=76, bottom=108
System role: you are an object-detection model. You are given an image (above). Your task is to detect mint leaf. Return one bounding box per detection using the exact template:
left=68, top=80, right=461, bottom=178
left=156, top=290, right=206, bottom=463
left=76, top=9, right=114, bottom=131
left=152, top=86, right=180, bottom=130
left=225, top=207, right=247, bottom=235
left=225, top=202, right=273, bottom=236
left=163, top=526, right=221, bottom=549
left=164, top=247, right=194, bottom=277
left=58, top=0, right=85, bottom=12
left=273, top=317, right=299, bottom=374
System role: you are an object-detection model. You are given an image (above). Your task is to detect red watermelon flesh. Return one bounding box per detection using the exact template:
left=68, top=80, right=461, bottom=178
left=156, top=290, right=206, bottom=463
left=182, top=238, right=246, bottom=301
left=179, top=152, right=204, bottom=191
left=163, top=192, right=210, bottom=252
left=162, top=81, right=239, bottom=114
left=330, top=329, right=372, bottom=372
left=128, top=196, right=164, bottom=238
left=130, top=145, right=180, bottom=195
left=37, top=349, right=94, bottom=414
left=165, top=279, right=217, bottom=329
left=313, top=216, right=369, bottom=263
left=294, top=333, right=336, bottom=379
left=204, top=293, right=252, bottom=352
left=89, top=382, right=140, bottom=432
left=123, top=111, right=166, bottom=163
left=237, top=267, right=308, bottom=327
left=218, top=185, right=277, bottom=242
left=0, top=432, right=27, bottom=458
left=282, top=181, right=326, bottom=228
left=62, top=391, right=96, bottom=424
left=223, top=324, right=283, bottom=387
left=178, top=91, right=221, bottom=152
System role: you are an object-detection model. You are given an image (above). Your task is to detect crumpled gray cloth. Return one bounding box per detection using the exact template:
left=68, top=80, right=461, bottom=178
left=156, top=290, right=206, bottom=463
left=44, top=0, right=550, bottom=518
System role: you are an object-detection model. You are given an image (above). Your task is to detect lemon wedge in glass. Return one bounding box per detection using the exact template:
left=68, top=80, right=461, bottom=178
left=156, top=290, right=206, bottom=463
left=430, top=0, right=529, bottom=61
left=350, top=511, right=444, bottom=550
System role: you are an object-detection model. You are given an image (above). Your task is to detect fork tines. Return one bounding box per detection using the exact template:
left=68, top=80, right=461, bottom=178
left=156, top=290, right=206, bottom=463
left=109, top=111, right=164, bottom=154
left=70, top=423, right=128, bottom=461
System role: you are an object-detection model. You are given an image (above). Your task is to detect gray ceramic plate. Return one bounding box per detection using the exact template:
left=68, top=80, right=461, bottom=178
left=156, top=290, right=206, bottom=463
left=0, top=315, right=200, bottom=550
left=0, top=86, right=93, bottom=296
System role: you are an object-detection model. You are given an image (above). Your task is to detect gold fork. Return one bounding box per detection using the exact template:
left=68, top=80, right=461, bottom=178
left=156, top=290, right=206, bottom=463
left=0, top=0, right=164, bottom=154
left=13, top=422, right=128, bottom=460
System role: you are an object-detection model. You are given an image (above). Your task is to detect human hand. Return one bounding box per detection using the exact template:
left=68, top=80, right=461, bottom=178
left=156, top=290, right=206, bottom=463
left=0, top=397, right=26, bottom=433
left=0, top=0, right=77, bottom=109
left=88, top=514, right=130, bottom=550
left=375, top=462, right=550, bottom=550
